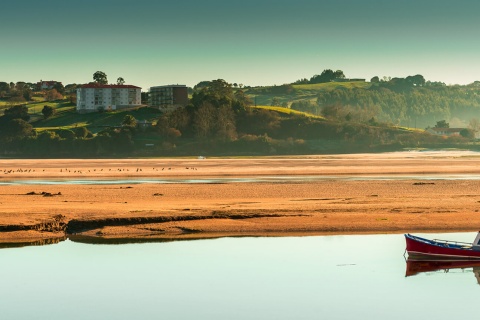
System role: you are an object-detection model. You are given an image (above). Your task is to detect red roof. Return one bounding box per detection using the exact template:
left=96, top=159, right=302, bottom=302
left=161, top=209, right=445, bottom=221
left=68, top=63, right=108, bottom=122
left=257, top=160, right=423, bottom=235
left=80, top=84, right=141, bottom=89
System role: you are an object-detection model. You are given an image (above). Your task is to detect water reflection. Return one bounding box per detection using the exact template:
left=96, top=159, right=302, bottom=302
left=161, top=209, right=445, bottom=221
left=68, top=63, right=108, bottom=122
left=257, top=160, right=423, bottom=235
left=0, top=234, right=242, bottom=248
left=4, top=233, right=480, bottom=319
left=406, top=258, right=480, bottom=285
left=0, top=236, right=66, bottom=249
left=2, top=173, right=480, bottom=185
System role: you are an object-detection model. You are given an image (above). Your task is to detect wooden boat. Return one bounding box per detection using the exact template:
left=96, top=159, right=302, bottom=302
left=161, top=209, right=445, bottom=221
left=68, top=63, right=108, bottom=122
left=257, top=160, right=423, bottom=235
left=405, top=233, right=480, bottom=260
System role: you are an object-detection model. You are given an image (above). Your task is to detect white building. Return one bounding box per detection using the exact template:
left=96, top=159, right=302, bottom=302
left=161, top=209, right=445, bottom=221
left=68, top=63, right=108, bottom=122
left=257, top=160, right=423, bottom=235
left=76, top=84, right=142, bottom=113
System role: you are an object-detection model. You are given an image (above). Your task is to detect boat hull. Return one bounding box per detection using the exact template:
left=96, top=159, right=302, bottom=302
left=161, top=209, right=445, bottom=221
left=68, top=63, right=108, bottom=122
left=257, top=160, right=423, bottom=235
left=405, top=234, right=480, bottom=260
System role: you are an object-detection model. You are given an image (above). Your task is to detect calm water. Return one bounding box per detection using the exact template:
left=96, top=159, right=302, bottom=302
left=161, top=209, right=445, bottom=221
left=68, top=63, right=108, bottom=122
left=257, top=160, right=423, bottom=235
left=2, top=233, right=480, bottom=320
left=2, top=174, right=480, bottom=186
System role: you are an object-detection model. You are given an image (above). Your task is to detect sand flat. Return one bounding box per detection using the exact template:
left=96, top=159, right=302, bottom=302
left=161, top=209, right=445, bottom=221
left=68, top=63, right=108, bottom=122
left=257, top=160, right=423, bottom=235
left=1, top=151, right=480, bottom=242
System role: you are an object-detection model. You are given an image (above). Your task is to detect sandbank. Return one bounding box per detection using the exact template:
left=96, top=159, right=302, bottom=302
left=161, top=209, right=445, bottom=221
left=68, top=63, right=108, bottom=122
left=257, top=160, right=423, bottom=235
left=1, top=151, right=480, bottom=245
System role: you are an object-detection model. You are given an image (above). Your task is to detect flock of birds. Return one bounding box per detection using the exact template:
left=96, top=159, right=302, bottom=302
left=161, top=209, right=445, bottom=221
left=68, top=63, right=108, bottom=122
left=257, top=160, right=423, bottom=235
left=2, top=167, right=199, bottom=175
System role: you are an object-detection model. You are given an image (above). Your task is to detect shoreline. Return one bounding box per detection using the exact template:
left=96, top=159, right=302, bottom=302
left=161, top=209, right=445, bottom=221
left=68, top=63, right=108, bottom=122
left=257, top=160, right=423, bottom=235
left=2, top=152, right=480, bottom=246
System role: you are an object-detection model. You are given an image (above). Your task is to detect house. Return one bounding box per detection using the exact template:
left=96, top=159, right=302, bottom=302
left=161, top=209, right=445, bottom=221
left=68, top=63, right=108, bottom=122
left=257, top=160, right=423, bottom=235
left=148, top=85, right=189, bottom=111
left=427, top=127, right=464, bottom=136
left=76, top=84, right=142, bottom=113
left=37, top=80, right=62, bottom=90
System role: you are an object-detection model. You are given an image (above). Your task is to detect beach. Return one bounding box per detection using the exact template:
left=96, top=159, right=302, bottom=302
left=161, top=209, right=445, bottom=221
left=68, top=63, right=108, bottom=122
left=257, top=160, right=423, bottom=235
left=2, top=151, right=480, bottom=243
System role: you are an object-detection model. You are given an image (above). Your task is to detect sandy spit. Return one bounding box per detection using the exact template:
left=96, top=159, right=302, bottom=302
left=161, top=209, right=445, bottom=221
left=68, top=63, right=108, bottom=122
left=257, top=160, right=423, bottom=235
left=1, top=151, right=480, bottom=243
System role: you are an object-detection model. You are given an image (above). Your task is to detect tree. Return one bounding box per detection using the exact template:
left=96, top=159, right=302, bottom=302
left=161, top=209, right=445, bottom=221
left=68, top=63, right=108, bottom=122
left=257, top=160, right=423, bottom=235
left=309, top=69, right=339, bottom=83
left=8, top=96, right=26, bottom=106
left=193, top=80, right=211, bottom=91
left=321, top=103, right=342, bottom=119
left=74, top=126, right=91, bottom=139
left=406, top=74, right=426, bottom=87
left=194, top=102, right=216, bottom=138
left=15, top=82, right=26, bottom=91
left=42, top=105, right=55, bottom=119
left=56, top=129, right=76, bottom=140
left=23, top=88, right=32, bottom=101
left=44, top=89, right=63, bottom=101
left=271, top=97, right=281, bottom=106
left=468, top=118, right=480, bottom=133
left=191, top=79, right=234, bottom=108
left=168, top=107, right=190, bottom=131
left=122, top=115, right=137, bottom=128
left=334, top=70, right=345, bottom=79
left=117, top=77, right=125, bottom=85
left=0, top=119, right=33, bottom=141
left=216, top=105, right=237, bottom=141
left=233, top=89, right=252, bottom=113
left=434, top=120, right=449, bottom=128
left=53, top=82, right=65, bottom=94
left=0, top=82, right=9, bottom=96
left=93, top=71, right=108, bottom=84
left=370, top=76, right=380, bottom=83
left=166, top=127, right=182, bottom=140
left=460, top=128, right=475, bottom=139
left=2, top=105, right=30, bottom=122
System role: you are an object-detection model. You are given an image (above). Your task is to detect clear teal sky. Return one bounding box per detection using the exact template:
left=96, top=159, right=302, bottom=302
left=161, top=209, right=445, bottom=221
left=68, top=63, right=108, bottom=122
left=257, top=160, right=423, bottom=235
left=1, top=0, right=479, bottom=89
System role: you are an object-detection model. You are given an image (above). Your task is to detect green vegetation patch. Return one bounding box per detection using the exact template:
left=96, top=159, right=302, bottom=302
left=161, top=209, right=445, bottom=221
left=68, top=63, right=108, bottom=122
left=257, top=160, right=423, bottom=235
left=292, top=81, right=371, bottom=91
left=33, top=106, right=161, bottom=133
left=253, top=105, right=325, bottom=119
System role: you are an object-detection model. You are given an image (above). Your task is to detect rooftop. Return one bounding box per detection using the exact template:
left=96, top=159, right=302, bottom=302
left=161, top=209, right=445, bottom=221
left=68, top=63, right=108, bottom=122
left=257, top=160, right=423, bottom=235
left=80, top=84, right=141, bottom=89
left=150, top=84, right=186, bottom=89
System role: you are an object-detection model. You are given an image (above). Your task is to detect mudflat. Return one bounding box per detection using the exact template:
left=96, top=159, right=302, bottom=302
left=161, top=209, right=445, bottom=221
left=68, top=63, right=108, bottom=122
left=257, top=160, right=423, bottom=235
left=1, top=151, right=480, bottom=243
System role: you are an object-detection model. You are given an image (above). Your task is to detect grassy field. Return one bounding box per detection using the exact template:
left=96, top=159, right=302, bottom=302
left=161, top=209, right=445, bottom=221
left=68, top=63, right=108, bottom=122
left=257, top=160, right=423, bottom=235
left=291, top=81, right=371, bottom=91
left=0, top=98, right=160, bottom=133
left=26, top=100, right=73, bottom=115
left=33, top=105, right=161, bottom=133
left=245, top=81, right=371, bottom=107
left=253, top=105, right=325, bottom=119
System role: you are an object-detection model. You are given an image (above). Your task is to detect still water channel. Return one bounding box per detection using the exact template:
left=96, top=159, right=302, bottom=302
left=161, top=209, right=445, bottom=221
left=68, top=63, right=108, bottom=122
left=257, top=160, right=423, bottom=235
left=2, top=233, right=479, bottom=320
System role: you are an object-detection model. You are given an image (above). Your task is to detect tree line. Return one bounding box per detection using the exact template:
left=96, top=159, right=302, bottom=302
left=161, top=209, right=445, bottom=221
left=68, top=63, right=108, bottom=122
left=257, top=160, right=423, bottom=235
left=1, top=78, right=478, bottom=157
left=288, top=76, right=480, bottom=129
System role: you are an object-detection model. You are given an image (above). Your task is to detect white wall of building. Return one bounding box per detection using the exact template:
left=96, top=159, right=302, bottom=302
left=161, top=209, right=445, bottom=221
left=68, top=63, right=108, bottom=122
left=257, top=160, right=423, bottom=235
left=76, top=86, right=142, bottom=112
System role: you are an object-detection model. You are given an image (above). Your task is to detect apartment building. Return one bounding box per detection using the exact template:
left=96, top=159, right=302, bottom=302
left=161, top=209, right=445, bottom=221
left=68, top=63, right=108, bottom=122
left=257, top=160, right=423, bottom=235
left=76, top=84, right=142, bottom=113
left=148, top=85, right=189, bottom=111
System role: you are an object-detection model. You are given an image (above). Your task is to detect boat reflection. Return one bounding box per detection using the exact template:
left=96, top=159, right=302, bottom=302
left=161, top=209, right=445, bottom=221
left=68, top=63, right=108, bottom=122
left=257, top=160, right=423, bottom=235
left=406, top=258, right=480, bottom=284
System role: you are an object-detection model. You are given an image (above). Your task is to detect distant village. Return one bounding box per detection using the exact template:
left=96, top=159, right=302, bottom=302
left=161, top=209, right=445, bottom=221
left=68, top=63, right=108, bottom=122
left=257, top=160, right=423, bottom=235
left=2, top=70, right=479, bottom=140
left=35, top=80, right=189, bottom=114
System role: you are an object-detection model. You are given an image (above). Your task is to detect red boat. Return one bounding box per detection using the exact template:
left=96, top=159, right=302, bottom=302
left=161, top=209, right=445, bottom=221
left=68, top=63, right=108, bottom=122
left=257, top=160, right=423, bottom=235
left=405, top=233, right=480, bottom=260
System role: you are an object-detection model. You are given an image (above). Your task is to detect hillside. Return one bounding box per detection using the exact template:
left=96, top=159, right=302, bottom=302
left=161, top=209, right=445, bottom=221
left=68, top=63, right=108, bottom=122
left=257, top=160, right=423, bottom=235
left=1, top=78, right=478, bottom=157
left=30, top=102, right=161, bottom=133
left=245, top=81, right=371, bottom=107
left=245, top=80, right=480, bottom=129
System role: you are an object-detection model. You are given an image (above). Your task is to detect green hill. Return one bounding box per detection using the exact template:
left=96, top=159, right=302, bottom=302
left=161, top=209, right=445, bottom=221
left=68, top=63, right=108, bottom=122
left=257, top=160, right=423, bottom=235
left=245, top=80, right=480, bottom=129
left=252, top=105, right=325, bottom=119
left=31, top=102, right=161, bottom=133
left=245, top=81, right=370, bottom=107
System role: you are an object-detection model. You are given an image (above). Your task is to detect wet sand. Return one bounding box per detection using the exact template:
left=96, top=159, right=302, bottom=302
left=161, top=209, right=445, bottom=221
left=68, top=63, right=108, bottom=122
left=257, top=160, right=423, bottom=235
left=2, top=151, right=480, bottom=243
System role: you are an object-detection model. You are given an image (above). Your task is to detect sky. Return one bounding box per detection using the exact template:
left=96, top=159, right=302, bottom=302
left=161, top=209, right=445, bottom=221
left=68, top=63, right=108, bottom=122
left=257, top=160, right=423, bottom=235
left=1, top=0, right=480, bottom=90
